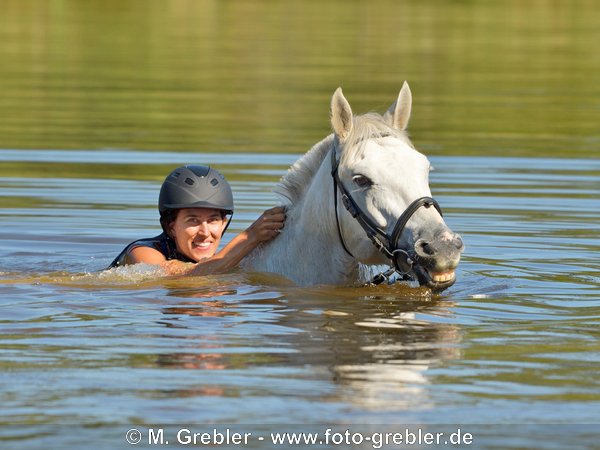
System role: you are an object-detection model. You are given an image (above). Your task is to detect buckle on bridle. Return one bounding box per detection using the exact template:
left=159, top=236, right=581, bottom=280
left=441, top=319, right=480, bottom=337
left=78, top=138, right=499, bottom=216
left=392, top=248, right=413, bottom=274
left=341, top=194, right=358, bottom=217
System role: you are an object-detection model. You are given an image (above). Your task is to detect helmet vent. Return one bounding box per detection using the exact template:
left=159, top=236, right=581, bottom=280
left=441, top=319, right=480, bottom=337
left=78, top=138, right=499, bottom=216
left=210, top=178, right=219, bottom=186
left=184, top=177, right=195, bottom=185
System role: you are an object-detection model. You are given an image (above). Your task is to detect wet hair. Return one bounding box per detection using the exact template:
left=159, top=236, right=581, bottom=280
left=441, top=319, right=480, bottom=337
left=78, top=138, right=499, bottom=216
left=160, top=209, right=179, bottom=237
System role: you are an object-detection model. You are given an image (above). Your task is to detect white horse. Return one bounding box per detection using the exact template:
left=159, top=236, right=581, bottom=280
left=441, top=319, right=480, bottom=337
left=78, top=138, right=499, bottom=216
left=245, top=82, right=464, bottom=291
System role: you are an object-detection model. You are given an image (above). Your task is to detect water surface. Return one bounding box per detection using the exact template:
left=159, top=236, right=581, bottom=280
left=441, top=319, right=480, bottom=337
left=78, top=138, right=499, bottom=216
left=1, top=149, right=598, bottom=449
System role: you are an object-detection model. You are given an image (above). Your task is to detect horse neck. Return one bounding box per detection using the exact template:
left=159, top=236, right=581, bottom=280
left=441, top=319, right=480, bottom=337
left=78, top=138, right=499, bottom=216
left=252, top=146, right=360, bottom=285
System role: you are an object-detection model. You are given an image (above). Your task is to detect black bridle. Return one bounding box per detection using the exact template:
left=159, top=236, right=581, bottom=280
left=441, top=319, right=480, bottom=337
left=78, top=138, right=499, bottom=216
left=330, top=146, right=443, bottom=284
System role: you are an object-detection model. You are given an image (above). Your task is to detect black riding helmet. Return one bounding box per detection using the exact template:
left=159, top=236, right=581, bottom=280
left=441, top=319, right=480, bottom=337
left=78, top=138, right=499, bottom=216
left=158, top=165, right=234, bottom=234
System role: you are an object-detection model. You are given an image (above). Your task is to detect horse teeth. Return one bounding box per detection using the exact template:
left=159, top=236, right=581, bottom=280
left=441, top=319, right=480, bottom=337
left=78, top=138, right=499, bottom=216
left=432, top=271, right=455, bottom=283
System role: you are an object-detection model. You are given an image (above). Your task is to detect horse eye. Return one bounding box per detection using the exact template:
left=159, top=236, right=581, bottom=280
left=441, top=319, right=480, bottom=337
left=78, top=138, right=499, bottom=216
left=353, top=175, right=373, bottom=188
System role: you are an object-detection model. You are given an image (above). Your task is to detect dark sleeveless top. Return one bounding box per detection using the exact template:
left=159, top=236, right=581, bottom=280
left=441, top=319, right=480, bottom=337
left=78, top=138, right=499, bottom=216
left=108, top=233, right=195, bottom=269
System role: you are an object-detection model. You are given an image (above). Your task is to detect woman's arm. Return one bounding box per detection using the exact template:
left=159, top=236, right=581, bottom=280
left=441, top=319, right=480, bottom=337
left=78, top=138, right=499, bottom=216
left=163, top=206, right=286, bottom=276
left=127, top=246, right=167, bottom=265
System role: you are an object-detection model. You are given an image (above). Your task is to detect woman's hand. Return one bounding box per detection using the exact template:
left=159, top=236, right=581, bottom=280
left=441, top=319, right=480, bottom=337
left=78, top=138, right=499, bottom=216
left=180, top=206, right=287, bottom=277
left=245, top=206, right=286, bottom=243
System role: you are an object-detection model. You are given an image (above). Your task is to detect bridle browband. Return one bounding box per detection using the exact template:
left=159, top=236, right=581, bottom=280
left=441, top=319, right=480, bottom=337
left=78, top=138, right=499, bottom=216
left=330, top=143, right=443, bottom=284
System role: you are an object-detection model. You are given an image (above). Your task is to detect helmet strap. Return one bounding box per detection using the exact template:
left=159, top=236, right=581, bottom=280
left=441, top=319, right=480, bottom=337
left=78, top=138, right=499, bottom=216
left=221, top=214, right=233, bottom=235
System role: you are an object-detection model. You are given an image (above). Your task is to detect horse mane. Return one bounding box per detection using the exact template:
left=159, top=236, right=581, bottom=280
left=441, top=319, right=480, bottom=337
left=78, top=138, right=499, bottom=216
left=275, top=112, right=411, bottom=205
left=274, top=134, right=335, bottom=204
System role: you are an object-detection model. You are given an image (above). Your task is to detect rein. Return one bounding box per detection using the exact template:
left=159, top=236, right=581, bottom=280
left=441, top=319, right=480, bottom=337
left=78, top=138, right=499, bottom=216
left=330, top=145, right=443, bottom=285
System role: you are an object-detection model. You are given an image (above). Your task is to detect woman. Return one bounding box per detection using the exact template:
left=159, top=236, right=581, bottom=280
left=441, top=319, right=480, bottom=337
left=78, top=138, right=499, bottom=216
left=109, top=165, right=285, bottom=276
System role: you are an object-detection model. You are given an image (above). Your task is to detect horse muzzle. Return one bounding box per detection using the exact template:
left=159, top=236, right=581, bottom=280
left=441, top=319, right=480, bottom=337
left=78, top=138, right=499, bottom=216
left=411, top=231, right=464, bottom=292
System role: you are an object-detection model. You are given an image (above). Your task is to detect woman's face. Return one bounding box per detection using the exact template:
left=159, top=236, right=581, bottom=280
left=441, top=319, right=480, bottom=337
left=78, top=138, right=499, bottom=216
left=168, top=208, right=227, bottom=261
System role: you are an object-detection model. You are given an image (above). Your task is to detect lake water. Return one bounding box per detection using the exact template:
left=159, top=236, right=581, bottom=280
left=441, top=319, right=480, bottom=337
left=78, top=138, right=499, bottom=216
left=1, top=1, right=599, bottom=449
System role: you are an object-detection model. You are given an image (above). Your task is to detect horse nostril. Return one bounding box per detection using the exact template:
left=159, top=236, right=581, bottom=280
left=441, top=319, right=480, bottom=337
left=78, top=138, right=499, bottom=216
left=417, top=240, right=436, bottom=257
left=454, top=236, right=465, bottom=250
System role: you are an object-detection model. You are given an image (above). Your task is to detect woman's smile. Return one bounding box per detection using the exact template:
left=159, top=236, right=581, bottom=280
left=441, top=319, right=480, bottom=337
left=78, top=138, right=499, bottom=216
left=170, top=208, right=227, bottom=261
left=190, top=239, right=217, bottom=257
left=192, top=241, right=212, bottom=249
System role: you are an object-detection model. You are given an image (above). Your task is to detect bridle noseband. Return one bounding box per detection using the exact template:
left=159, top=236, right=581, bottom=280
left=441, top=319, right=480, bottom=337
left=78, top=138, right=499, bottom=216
left=330, top=145, right=443, bottom=284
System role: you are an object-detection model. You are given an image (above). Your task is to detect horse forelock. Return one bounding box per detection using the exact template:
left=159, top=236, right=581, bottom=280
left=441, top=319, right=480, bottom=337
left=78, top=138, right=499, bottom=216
left=338, top=113, right=412, bottom=167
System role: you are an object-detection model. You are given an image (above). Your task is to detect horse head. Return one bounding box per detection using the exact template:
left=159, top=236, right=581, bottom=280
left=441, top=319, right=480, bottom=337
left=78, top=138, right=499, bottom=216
left=330, top=82, right=464, bottom=291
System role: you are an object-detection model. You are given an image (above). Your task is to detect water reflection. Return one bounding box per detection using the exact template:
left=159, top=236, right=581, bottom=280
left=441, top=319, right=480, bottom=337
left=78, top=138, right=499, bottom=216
left=142, top=280, right=463, bottom=412
left=337, top=312, right=461, bottom=411
left=162, top=299, right=237, bottom=319
left=342, top=323, right=458, bottom=409
left=152, top=284, right=285, bottom=375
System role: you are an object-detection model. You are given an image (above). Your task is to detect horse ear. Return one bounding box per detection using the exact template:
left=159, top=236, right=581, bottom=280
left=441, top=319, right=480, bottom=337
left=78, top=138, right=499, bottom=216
left=384, top=81, right=412, bottom=131
left=331, top=87, right=353, bottom=139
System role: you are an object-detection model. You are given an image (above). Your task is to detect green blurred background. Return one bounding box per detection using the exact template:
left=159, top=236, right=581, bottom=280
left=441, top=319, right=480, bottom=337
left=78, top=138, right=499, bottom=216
left=1, top=0, right=599, bottom=157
